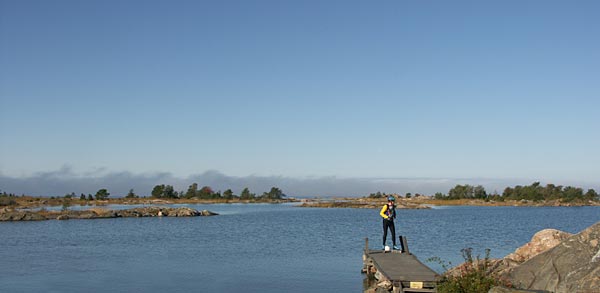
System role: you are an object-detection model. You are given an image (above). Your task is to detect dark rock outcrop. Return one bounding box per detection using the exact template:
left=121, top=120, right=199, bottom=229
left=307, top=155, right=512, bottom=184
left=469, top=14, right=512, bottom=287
left=508, top=222, right=600, bottom=292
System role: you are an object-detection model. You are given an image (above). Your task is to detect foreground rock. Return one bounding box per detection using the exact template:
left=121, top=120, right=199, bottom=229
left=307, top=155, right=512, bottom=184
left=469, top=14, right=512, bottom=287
left=0, top=207, right=218, bottom=221
left=507, top=222, right=600, bottom=292
left=443, top=222, right=599, bottom=293
left=506, top=229, right=572, bottom=263
left=484, top=229, right=573, bottom=278
left=488, top=287, right=549, bottom=293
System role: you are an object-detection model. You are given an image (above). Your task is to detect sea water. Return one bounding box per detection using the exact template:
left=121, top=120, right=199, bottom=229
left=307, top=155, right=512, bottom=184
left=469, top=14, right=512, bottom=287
left=1, top=204, right=598, bottom=292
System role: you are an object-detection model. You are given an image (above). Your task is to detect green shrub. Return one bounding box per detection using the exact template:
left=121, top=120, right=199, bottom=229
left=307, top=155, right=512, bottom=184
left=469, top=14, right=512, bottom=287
left=430, top=248, right=511, bottom=293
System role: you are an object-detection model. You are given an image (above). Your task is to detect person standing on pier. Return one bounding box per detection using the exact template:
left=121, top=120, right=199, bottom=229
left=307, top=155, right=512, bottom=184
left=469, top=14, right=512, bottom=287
left=380, top=196, right=399, bottom=250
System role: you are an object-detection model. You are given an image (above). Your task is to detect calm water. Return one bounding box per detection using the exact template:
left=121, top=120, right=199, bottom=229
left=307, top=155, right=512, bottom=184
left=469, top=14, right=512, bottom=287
left=1, top=204, right=598, bottom=292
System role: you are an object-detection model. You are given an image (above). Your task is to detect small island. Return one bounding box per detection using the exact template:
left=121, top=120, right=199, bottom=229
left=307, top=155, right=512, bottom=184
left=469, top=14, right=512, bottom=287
left=0, top=206, right=218, bottom=221
left=0, top=183, right=291, bottom=221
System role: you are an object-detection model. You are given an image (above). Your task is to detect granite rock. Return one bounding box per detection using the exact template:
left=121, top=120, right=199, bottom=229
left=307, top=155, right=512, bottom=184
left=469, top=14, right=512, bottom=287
left=509, top=222, right=600, bottom=292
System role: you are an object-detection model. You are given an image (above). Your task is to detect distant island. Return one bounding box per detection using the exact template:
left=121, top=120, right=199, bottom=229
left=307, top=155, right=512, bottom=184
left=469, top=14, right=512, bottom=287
left=0, top=184, right=294, bottom=209
left=1, top=181, right=598, bottom=212
left=300, top=181, right=599, bottom=208
left=0, top=183, right=289, bottom=221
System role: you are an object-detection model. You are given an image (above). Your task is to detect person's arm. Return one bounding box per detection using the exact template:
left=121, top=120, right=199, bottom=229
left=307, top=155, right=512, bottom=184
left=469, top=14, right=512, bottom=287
left=380, top=205, right=388, bottom=219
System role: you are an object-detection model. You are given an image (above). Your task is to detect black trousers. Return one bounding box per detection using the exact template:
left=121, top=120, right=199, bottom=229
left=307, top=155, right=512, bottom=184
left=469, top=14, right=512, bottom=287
left=382, top=219, right=396, bottom=246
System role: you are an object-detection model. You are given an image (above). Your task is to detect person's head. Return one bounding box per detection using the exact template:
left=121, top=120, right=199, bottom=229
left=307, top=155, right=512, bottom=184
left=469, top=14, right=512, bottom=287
left=387, top=196, right=395, bottom=204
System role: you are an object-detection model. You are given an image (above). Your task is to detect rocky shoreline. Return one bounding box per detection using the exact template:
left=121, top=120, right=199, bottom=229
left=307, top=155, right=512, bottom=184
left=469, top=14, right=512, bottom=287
left=365, top=221, right=600, bottom=293
left=446, top=221, right=600, bottom=293
left=0, top=206, right=218, bottom=221
left=298, top=200, right=430, bottom=209
left=297, top=197, right=600, bottom=209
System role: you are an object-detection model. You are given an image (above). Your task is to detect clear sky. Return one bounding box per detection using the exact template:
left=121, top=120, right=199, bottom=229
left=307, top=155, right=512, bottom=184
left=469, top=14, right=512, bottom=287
left=1, top=1, right=599, bottom=196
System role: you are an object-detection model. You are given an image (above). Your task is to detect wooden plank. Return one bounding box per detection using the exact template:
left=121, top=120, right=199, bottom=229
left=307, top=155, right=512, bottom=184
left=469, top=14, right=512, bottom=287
left=401, top=289, right=436, bottom=293
left=366, top=250, right=438, bottom=282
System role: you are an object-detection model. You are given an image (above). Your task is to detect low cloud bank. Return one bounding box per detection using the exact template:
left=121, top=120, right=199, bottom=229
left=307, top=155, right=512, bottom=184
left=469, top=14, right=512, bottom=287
left=1, top=167, right=597, bottom=198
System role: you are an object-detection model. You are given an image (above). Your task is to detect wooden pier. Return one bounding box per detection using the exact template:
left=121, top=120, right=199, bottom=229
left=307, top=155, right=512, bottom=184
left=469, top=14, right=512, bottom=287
left=362, top=238, right=439, bottom=293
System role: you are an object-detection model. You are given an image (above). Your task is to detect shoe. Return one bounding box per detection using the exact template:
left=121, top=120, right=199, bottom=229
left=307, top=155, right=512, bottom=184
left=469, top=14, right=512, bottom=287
left=393, top=245, right=400, bottom=250
left=382, top=246, right=386, bottom=250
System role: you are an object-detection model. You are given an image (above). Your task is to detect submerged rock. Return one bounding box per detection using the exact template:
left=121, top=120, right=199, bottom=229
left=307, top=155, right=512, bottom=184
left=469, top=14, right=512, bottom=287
left=199, top=209, right=218, bottom=216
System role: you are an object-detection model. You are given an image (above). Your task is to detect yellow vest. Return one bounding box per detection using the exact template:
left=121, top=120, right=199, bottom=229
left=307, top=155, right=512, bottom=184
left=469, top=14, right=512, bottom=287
left=380, top=204, right=393, bottom=219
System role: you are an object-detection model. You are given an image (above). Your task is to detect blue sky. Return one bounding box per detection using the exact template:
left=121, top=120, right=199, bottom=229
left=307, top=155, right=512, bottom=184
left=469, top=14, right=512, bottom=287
left=1, top=1, right=599, bottom=196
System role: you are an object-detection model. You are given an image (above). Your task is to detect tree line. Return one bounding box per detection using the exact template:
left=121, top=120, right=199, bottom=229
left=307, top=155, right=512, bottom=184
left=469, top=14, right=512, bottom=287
left=0, top=189, right=113, bottom=202
left=368, top=191, right=424, bottom=199
left=56, top=189, right=113, bottom=201
left=434, top=182, right=599, bottom=202
left=2, top=184, right=287, bottom=201
left=150, top=183, right=286, bottom=201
